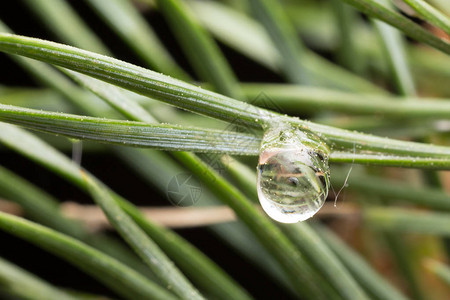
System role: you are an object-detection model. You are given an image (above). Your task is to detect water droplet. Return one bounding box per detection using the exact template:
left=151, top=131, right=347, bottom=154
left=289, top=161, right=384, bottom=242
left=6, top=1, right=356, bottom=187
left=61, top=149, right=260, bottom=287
left=257, top=124, right=330, bottom=223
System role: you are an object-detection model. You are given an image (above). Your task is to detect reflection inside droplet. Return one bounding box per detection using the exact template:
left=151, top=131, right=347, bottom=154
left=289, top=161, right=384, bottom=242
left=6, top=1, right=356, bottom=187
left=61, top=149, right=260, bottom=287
left=71, top=139, right=83, bottom=166
left=257, top=125, right=330, bottom=223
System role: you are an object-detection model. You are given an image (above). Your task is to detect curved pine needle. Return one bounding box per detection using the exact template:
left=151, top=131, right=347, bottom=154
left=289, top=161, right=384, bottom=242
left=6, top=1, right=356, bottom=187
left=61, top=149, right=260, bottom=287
left=372, top=0, right=416, bottom=96
left=0, top=103, right=261, bottom=155
left=424, top=259, right=450, bottom=287
left=1, top=103, right=450, bottom=168
left=0, top=257, right=79, bottom=300
left=241, top=84, right=450, bottom=119
left=329, top=152, right=450, bottom=169
left=0, top=24, right=253, bottom=299
left=188, top=0, right=280, bottom=71
left=331, top=171, right=450, bottom=210
left=0, top=212, right=177, bottom=300
left=248, top=0, right=310, bottom=84
left=403, top=0, right=450, bottom=35
left=82, top=173, right=204, bottom=300
left=220, top=154, right=369, bottom=300
left=339, top=0, right=450, bottom=54
left=365, top=207, right=450, bottom=236
left=0, top=123, right=254, bottom=300
left=315, top=225, right=409, bottom=300
left=0, top=166, right=159, bottom=279
left=22, top=0, right=110, bottom=55
left=85, top=0, right=189, bottom=80
left=248, top=0, right=386, bottom=93
left=0, top=33, right=448, bottom=159
left=156, top=0, right=244, bottom=99
left=0, top=125, right=331, bottom=299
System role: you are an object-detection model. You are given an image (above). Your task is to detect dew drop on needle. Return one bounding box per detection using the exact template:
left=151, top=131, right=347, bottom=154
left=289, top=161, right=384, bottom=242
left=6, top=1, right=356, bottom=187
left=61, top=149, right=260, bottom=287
left=257, top=124, right=330, bottom=223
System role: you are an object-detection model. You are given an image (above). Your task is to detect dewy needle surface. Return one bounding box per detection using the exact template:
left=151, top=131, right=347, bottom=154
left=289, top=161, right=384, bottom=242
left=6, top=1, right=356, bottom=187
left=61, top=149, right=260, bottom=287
left=257, top=124, right=330, bottom=223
